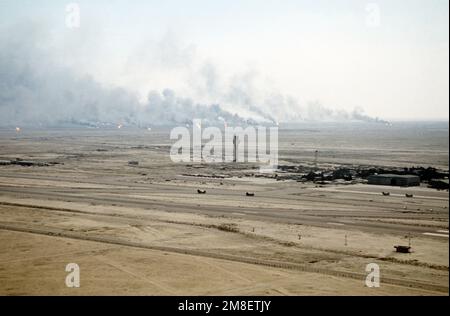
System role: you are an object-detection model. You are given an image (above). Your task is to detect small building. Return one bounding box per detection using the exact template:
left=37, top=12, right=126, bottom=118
left=429, top=179, right=449, bottom=190
left=368, top=174, right=420, bottom=187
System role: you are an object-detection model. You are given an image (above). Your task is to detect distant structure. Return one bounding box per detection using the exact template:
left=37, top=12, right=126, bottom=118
left=233, top=135, right=238, bottom=163
left=429, top=179, right=449, bottom=190
left=394, top=245, right=411, bottom=253
left=368, top=174, right=420, bottom=187
left=314, top=150, right=318, bottom=170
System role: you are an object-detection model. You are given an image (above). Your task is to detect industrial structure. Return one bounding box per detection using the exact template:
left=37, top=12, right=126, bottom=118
left=368, top=174, right=420, bottom=187
left=233, top=135, right=238, bottom=162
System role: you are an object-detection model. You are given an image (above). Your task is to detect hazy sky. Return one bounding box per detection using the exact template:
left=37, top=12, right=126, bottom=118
left=0, top=0, right=448, bottom=121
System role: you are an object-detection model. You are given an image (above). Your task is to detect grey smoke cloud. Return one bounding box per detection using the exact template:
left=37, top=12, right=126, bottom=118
left=0, top=23, right=247, bottom=127
left=143, top=89, right=248, bottom=126
left=0, top=22, right=387, bottom=127
left=193, top=64, right=389, bottom=124
left=0, top=35, right=139, bottom=126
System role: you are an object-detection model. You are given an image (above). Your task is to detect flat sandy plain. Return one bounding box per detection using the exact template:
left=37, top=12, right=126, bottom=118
left=0, top=123, right=448, bottom=295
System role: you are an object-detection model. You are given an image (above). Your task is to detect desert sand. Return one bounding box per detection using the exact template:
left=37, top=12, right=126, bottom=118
left=0, top=124, right=448, bottom=295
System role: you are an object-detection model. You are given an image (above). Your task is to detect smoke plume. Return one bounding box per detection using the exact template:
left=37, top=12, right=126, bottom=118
left=0, top=22, right=387, bottom=127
